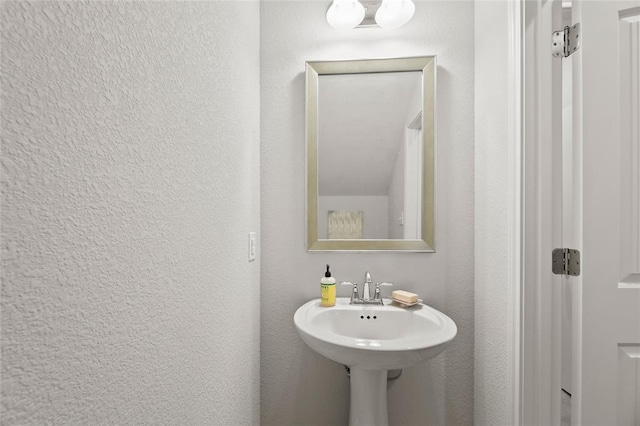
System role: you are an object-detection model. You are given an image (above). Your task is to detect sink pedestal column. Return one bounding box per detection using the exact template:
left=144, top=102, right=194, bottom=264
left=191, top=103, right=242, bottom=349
left=348, top=367, right=388, bottom=426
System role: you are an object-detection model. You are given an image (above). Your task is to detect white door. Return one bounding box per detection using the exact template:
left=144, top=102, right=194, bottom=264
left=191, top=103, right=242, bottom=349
left=572, top=1, right=640, bottom=424
left=403, top=118, right=422, bottom=240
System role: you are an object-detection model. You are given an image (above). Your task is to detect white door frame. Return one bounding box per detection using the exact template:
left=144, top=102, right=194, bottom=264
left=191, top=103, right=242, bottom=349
left=505, top=1, right=524, bottom=424
left=507, top=0, right=564, bottom=424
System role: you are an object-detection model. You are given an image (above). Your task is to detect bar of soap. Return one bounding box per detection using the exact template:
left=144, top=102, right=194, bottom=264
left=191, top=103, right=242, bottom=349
left=391, top=290, right=418, bottom=304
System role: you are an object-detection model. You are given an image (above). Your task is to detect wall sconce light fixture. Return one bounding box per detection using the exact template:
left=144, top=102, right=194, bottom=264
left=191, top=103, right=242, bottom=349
left=326, top=0, right=415, bottom=29
left=375, top=0, right=416, bottom=28
left=326, top=0, right=366, bottom=29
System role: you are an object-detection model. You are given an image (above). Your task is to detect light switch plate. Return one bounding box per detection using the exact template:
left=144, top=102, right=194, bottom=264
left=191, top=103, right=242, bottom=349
left=248, top=232, right=257, bottom=262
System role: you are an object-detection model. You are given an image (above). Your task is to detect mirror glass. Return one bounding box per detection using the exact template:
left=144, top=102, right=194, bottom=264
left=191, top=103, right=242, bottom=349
left=306, top=57, right=435, bottom=251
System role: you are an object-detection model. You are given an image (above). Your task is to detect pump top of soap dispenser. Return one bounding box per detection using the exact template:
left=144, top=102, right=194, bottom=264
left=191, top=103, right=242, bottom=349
left=321, top=265, right=336, bottom=285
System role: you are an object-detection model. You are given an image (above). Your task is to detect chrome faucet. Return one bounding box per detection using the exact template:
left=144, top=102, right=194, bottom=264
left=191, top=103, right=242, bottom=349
left=340, top=271, right=393, bottom=305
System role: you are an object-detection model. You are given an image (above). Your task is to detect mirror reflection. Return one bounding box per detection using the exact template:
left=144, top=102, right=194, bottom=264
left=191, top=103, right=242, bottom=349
left=306, top=57, right=435, bottom=251
left=317, top=71, right=423, bottom=240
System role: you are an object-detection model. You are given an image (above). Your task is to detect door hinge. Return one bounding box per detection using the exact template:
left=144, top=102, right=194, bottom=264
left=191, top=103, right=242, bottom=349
left=552, top=248, right=581, bottom=276
left=552, top=23, right=581, bottom=58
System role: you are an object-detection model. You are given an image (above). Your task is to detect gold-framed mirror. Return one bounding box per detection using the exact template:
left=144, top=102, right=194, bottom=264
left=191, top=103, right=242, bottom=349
left=306, top=56, right=435, bottom=252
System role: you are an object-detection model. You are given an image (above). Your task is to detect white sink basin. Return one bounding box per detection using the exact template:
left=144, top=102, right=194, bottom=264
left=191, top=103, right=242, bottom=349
left=294, top=297, right=457, bottom=370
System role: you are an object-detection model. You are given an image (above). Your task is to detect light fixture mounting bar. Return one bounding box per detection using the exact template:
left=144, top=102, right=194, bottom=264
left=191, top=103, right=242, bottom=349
left=358, top=0, right=383, bottom=27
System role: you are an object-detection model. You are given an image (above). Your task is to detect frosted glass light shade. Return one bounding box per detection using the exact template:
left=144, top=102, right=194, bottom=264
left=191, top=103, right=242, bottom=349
left=326, top=0, right=366, bottom=29
left=375, top=0, right=415, bottom=29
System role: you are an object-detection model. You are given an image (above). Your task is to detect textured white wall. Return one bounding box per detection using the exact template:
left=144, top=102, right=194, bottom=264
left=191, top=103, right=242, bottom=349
left=474, top=2, right=511, bottom=425
left=260, top=1, right=474, bottom=424
left=1, top=2, right=260, bottom=424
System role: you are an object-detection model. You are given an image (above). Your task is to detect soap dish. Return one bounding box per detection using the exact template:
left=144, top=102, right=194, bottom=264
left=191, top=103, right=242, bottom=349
left=391, top=298, right=423, bottom=308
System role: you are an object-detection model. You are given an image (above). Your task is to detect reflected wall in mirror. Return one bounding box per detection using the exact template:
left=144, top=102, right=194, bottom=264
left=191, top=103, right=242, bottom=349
left=306, top=57, right=435, bottom=251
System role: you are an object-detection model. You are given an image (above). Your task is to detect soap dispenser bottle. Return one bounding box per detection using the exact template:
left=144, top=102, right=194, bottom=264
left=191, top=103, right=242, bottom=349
left=320, top=264, right=336, bottom=307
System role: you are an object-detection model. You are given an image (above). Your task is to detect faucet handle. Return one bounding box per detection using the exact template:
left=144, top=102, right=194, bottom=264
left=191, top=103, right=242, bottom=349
left=340, top=281, right=359, bottom=304
left=373, top=282, right=394, bottom=301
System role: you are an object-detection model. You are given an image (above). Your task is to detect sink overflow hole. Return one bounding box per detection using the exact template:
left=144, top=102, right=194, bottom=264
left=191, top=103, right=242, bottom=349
left=359, top=315, right=378, bottom=320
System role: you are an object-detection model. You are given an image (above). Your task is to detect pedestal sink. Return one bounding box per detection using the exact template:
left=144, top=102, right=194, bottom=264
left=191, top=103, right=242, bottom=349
left=294, top=298, right=457, bottom=426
